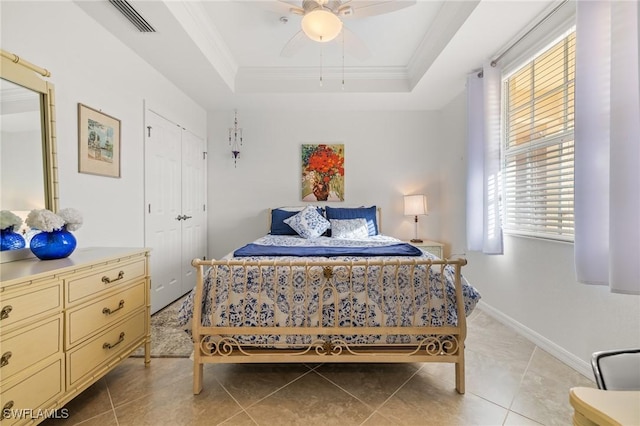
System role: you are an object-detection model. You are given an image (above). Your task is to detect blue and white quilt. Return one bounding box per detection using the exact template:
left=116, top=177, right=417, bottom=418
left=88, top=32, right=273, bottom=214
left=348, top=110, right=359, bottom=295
left=234, top=234, right=424, bottom=257
left=177, top=235, right=481, bottom=346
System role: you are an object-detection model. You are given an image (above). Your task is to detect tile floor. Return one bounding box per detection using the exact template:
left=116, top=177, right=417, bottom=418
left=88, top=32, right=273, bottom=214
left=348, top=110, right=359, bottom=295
left=42, top=309, right=595, bottom=425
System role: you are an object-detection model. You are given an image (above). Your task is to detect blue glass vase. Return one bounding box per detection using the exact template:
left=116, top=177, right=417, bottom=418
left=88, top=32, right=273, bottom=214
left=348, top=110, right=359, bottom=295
left=29, top=227, right=77, bottom=260
left=1, top=227, right=26, bottom=251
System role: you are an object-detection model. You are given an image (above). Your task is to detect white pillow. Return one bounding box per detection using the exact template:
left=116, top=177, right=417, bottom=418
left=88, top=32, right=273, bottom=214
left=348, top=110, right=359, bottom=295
left=330, top=218, right=369, bottom=239
left=283, top=205, right=330, bottom=239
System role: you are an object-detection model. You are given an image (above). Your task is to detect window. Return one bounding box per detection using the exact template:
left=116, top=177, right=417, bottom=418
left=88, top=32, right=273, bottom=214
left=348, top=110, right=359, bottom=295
left=502, top=30, right=575, bottom=241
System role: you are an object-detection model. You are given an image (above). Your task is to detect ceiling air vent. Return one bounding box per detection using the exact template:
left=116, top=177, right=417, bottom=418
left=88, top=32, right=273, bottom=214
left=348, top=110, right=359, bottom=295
left=109, top=0, right=156, bottom=33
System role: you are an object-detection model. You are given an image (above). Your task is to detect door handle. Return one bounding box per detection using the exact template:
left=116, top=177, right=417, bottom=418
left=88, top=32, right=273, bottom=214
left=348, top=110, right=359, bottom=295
left=176, top=215, right=184, bottom=221
left=183, top=215, right=192, bottom=220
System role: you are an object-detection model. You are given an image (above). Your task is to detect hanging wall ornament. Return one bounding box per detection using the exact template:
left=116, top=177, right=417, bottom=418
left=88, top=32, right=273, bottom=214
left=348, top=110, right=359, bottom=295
left=228, top=110, right=243, bottom=167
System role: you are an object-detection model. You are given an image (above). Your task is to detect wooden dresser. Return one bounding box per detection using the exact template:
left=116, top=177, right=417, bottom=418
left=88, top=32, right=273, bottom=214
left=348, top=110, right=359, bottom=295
left=0, top=247, right=150, bottom=425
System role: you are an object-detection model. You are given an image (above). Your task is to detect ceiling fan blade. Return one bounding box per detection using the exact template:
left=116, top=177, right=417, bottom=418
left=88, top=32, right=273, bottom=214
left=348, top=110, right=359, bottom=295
left=277, top=0, right=305, bottom=15
left=340, top=0, right=417, bottom=18
left=280, top=30, right=309, bottom=57
left=341, top=27, right=371, bottom=61
left=246, top=0, right=304, bottom=15
left=277, top=0, right=304, bottom=7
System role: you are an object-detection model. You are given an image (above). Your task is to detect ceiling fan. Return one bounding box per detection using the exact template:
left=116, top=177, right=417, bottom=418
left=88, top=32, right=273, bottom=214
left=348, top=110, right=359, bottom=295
left=277, top=0, right=417, bottom=60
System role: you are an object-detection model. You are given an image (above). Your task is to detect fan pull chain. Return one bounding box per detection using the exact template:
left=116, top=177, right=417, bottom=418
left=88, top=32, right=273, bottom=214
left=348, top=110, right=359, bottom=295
left=319, top=36, right=323, bottom=87
left=341, top=30, right=345, bottom=90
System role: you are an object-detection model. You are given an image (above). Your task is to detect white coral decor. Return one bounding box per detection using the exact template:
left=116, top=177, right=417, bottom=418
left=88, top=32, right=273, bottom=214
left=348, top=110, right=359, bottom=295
left=0, top=210, right=23, bottom=231
left=26, top=209, right=66, bottom=232
left=58, top=208, right=83, bottom=232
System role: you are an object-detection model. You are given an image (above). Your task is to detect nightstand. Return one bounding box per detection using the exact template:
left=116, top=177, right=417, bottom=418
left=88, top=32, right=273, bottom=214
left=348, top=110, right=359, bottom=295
left=405, top=240, right=444, bottom=258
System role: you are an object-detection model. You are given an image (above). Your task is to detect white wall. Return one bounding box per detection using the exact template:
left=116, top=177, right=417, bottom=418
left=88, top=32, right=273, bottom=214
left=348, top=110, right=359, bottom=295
left=440, top=90, right=640, bottom=375
left=1, top=1, right=206, bottom=247
left=206, top=109, right=444, bottom=259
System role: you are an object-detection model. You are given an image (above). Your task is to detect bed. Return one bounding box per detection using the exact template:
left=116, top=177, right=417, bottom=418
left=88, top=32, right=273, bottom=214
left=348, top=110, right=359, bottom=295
left=178, top=205, right=481, bottom=395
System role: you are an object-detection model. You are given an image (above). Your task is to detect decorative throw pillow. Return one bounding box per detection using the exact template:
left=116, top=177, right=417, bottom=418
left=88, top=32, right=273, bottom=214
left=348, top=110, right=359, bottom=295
left=330, top=219, right=369, bottom=239
left=270, top=207, right=323, bottom=235
left=325, top=206, right=379, bottom=236
left=283, top=205, right=330, bottom=239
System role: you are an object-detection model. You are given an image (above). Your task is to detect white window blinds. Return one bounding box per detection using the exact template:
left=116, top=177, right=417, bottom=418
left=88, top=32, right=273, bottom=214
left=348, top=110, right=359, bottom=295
left=503, top=31, right=575, bottom=241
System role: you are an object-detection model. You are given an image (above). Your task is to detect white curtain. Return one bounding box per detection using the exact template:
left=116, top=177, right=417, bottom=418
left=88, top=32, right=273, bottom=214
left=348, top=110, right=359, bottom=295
left=466, top=62, right=503, bottom=255
left=575, top=0, right=640, bottom=294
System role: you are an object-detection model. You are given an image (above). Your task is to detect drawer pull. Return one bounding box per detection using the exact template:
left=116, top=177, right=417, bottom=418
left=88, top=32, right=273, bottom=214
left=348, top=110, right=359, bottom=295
left=0, top=351, right=11, bottom=368
left=1, top=401, right=14, bottom=420
left=103, top=332, right=125, bottom=350
left=103, top=300, right=125, bottom=315
left=0, top=305, right=12, bottom=320
left=102, top=270, right=125, bottom=284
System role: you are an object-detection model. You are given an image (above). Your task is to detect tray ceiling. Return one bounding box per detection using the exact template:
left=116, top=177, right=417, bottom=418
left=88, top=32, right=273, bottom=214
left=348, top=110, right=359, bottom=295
left=76, top=0, right=558, bottom=111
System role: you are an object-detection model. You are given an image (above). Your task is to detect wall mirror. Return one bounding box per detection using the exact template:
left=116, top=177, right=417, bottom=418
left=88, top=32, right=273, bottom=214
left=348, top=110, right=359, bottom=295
left=0, top=49, right=58, bottom=262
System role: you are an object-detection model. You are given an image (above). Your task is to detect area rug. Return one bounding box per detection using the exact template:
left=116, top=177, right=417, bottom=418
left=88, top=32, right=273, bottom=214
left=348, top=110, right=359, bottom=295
left=130, top=295, right=193, bottom=358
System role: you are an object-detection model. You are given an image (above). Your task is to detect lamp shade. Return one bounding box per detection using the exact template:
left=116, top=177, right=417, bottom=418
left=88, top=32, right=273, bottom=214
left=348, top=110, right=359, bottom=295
left=301, top=9, right=343, bottom=42
left=404, top=194, right=428, bottom=216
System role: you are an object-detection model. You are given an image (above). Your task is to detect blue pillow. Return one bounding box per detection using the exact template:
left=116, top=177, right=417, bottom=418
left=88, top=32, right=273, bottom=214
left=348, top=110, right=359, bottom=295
left=270, top=207, right=324, bottom=235
left=325, top=206, right=378, bottom=236
left=270, top=209, right=299, bottom=235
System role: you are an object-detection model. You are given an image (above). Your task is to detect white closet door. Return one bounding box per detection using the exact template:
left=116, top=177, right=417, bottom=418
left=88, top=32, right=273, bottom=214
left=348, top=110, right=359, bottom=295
left=145, top=110, right=182, bottom=313
left=180, top=130, right=206, bottom=295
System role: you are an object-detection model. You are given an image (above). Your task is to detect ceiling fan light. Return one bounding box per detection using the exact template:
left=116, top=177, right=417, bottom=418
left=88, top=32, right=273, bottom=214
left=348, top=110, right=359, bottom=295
left=301, top=9, right=343, bottom=42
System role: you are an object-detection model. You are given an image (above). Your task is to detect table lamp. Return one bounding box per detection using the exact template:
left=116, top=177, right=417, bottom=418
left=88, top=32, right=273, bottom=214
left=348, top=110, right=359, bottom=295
left=404, top=194, right=428, bottom=243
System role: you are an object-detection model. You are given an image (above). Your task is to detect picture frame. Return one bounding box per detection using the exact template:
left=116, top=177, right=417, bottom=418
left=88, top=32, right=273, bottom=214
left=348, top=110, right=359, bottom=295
left=78, top=103, right=121, bottom=178
left=301, top=143, right=344, bottom=202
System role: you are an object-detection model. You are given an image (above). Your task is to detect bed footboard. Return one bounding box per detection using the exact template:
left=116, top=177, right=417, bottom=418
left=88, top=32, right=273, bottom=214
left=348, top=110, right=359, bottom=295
left=190, top=257, right=469, bottom=394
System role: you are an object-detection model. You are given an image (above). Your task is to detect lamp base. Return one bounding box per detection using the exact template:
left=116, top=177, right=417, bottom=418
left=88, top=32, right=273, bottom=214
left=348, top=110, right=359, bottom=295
left=410, top=238, right=423, bottom=243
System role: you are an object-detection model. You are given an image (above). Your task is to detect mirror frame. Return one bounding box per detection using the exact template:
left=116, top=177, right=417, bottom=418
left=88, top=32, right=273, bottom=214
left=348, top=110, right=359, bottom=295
left=1, top=49, right=59, bottom=262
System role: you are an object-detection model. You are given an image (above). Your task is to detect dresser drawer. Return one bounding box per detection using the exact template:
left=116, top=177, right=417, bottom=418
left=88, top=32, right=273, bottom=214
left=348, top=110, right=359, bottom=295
left=0, top=281, right=62, bottom=331
left=66, top=282, right=146, bottom=347
left=67, top=309, right=146, bottom=388
left=0, top=356, right=64, bottom=426
left=65, top=257, right=146, bottom=306
left=1, top=314, right=63, bottom=384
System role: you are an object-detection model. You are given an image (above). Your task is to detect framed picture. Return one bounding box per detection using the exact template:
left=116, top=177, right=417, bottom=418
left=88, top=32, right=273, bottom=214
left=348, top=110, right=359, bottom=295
left=78, top=103, right=121, bottom=178
left=301, top=143, right=344, bottom=202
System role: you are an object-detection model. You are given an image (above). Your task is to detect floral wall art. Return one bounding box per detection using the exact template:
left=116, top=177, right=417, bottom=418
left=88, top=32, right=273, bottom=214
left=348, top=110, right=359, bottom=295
left=301, top=144, right=344, bottom=202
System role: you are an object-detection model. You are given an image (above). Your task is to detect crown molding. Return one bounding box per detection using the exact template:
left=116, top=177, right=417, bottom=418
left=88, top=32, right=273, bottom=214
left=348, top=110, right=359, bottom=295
left=164, top=0, right=238, bottom=92
left=236, top=65, right=410, bottom=93
left=239, top=66, right=408, bottom=81
left=407, top=0, right=480, bottom=90
left=0, top=85, right=40, bottom=116
left=0, top=86, right=39, bottom=103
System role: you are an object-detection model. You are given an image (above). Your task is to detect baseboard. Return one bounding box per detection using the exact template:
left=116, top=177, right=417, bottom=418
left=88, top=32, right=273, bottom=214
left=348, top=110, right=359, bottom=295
left=476, top=301, right=595, bottom=381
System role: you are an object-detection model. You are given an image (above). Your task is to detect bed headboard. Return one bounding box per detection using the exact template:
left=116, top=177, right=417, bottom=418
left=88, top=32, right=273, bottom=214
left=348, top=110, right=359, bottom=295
left=267, top=206, right=383, bottom=235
